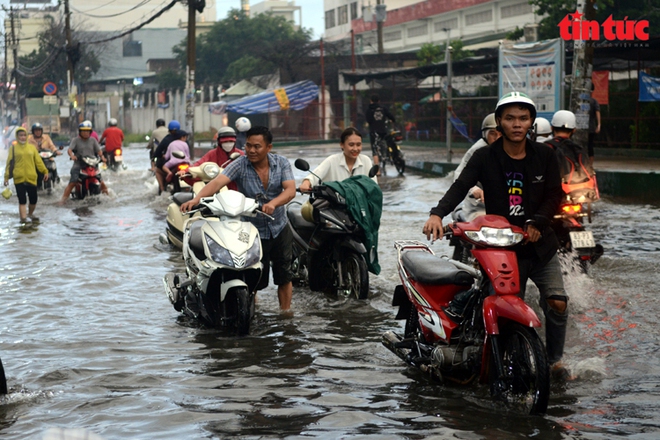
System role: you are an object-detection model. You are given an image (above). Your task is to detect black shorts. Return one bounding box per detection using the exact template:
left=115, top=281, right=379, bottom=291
left=256, top=225, right=293, bottom=290
left=15, top=183, right=38, bottom=205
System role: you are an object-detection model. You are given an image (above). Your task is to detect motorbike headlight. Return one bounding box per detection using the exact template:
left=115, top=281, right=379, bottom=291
left=244, top=239, right=261, bottom=268
left=464, top=227, right=523, bottom=247
left=204, top=234, right=234, bottom=267
left=203, top=164, right=220, bottom=179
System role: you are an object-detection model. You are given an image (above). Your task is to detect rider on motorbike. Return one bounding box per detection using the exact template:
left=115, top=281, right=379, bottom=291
left=28, top=123, right=58, bottom=155
left=28, top=122, right=60, bottom=188
left=179, top=126, right=244, bottom=191
left=299, top=127, right=377, bottom=193
left=533, top=117, right=553, bottom=143
left=153, top=120, right=181, bottom=194
left=162, top=130, right=191, bottom=184
left=544, top=110, right=597, bottom=200
left=148, top=119, right=168, bottom=166
left=59, top=121, right=108, bottom=203
left=99, top=118, right=124, bottom=158
left=423, top=92, right=569, bottom=376
left=451, top=113, right=500, bottom=222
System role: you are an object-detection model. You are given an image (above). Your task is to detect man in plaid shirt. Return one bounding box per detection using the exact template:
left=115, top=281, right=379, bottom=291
left=181, top=126, right=296, bottom=310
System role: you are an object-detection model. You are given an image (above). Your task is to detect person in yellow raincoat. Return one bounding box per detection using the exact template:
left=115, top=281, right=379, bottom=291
left=3, top=127, right=49, bottom=223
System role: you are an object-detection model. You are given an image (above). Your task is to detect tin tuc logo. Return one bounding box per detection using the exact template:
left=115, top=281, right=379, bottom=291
left=558, top=11, right=649, bottom=41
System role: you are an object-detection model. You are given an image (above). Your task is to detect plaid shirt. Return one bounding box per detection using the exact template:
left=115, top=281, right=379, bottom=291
left=222, top=153, right=294, bottom=239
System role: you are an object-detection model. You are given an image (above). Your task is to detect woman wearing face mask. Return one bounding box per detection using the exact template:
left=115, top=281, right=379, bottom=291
left=179, top=126, right=244, bottom=191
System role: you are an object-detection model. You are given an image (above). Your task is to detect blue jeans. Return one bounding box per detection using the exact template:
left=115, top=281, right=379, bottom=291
left=518, top=253, right=568, bottom=364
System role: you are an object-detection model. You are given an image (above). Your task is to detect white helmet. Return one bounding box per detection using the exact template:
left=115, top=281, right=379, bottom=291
left=551, top=110, right=576, bottom=129
left=235, top=117, right=251, bottom=133
left=534, top=117, right=552, bottom=136
left=217, top=126, right=237, bottom=137
left=108, top=118, right=118, bottom=126
left=481, top=113, right=497, bottom=131
left=495, top=91, right=537, bottom=121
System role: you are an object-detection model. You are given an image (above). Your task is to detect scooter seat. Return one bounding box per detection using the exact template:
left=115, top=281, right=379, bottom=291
left=287, top=207, right=315, bottom=230
left=401, top=251, right=473, bottom=286
left=188, top=221, right=207, bottom=261
left=172, top=192, right=194, bottom=206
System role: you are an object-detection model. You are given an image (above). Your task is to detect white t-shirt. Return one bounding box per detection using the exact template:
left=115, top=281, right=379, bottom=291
left=303, top=152, right=377, bottom=186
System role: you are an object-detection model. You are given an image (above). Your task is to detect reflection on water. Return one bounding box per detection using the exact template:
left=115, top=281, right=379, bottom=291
left=0, top=145, right=658, bottom=438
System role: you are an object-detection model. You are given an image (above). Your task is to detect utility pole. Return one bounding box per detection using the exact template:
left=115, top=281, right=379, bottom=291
left=569, top=0, right=595, bottom=148
left=64, top=0, right=75, bottom=131
left=375, top=0, right=385, bottom=54
left=186, top=1, right=196, bottom=155
left=10, top=7, right=21, bottom=120
left=444, top=29, right=453, bottom=162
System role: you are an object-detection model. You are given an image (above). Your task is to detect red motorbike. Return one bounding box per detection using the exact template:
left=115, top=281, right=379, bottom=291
left=383, top=215, right=550, bottom=414
left=73, top=156, right=102, bottom=200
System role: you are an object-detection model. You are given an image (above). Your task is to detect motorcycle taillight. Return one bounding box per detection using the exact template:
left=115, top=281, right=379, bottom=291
left=561, top=204, right=582, bottom=215
left=178, top=164, right=190, bottom=172
left=114, top=149, right=122, bottom=156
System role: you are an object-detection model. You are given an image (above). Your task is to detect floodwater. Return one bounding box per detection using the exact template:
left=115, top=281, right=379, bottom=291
left=1, top=144, right=659, bottom=439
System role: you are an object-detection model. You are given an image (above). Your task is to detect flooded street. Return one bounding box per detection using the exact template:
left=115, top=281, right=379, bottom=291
left=1, top=144, right=659, bottom=439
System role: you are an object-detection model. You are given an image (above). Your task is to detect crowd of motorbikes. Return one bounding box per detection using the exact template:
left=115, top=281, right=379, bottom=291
left=153, top=116, right=606, bottom=415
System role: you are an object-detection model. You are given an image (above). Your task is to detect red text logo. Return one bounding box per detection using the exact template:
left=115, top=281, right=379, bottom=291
left=558, top=11, right=649, bottom=41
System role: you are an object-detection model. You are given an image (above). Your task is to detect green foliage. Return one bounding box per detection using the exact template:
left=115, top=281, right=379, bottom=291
left=17, top=19, right=100, bottom=96
left=529, top=0, right=660, bottom=41
left=416, top=39, right=474, bottom=66
left=506, top=26, right=525, bottom=41
left=175, top=9, right=313, bottom=86
left=155, top=69, right=185, bottom=90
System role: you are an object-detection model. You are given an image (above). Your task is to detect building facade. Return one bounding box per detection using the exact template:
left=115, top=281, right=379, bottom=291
left=251, top=0, right=302, bottom=28
left=324, top=0, right=539, bottom=52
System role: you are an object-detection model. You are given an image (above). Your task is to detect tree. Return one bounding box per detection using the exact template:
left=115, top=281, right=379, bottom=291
left=174, top=9, right=314, bottom=86
left=416, top=40, right=475, bottom=66
left=530, top=0, right=660, bottom=41
left=17, top=17, right=100, bottom=96
left=155, top=69, right=185, bottom=90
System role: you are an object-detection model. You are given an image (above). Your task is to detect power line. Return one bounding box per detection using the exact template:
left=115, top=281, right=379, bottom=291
left=70, top=0, right=153, bottom=19
left=85, top=0, right=179, bottom=45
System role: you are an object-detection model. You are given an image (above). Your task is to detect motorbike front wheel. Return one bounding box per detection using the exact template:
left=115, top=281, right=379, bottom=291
left=227, top=286, right=252, bottom=336
left=489, top=322, right=550, bottom=415
left=336, top=252, right=369, bottom=299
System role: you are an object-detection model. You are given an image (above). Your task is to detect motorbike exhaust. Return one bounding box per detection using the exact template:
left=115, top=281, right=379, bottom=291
left=382, top=331, right=410, bottom=363
left=431, top=345, right=480, bottom=369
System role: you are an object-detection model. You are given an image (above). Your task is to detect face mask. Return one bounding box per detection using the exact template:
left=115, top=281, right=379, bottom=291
left=221, top=141, right=235, bottom=153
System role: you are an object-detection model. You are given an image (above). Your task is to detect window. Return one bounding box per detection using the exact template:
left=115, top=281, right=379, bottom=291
left=325, top=9, right=336, bottom=29
left=384, top=30, right=401, bottom=42
left=350, top=2, right=358, bottom=20
left=123, top=35, right=142, bottom=57
left=501, top=2, right=533, bottom=19
left=338, top=5, right=348, bottom=25
left=465, top=10, right=492, bottom=26
left=408, top=24, right=428, bottom=38
left=434, top=17, right=458, bottom=33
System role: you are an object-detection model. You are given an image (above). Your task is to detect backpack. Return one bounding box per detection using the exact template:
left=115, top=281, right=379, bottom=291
left=544, top=137, right=599, bottom=202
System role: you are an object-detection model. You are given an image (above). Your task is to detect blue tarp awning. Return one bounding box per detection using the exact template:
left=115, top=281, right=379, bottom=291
left=209, top=80, right=319, bottom=115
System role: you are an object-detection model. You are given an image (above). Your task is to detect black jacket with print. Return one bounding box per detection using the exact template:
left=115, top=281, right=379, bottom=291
left=430, top=137, right=563, bottom=263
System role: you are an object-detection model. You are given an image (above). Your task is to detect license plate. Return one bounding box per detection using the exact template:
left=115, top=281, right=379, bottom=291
left=115, top=156, right=123, bottom=162
left=569, top=231, right=596, bottom=249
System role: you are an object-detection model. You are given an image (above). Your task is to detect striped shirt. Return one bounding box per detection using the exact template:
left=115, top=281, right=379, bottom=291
left=222, top=153, right=294, bottom=239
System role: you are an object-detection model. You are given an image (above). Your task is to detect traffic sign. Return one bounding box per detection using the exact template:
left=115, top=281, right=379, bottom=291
left=43, top=82, right=57, bottom=95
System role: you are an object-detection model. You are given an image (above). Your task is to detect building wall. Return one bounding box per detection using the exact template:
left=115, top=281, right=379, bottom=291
left=251, top=0, right=302, bottom=27
left=324, top=0, right=538, bottom=52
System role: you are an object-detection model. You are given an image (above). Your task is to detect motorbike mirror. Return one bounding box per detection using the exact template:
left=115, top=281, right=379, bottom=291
left=368, top=165, right=380, bottom=178
left=229, top=152, right=241, bottom=160
left=172, top=151, right=186, bottom=159
left=58, top=145, right=64, bottom=150
left=294, top=159, right=310, bottom=172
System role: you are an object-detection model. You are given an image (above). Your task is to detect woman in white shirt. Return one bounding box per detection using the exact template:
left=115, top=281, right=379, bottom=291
left=299, top=127, right=378, bottom=192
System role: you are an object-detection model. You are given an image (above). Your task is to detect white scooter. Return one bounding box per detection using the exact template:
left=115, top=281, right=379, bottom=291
left=163, top=190, right=272, bottom=335
left=160, top=153, right=240, bottom=248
